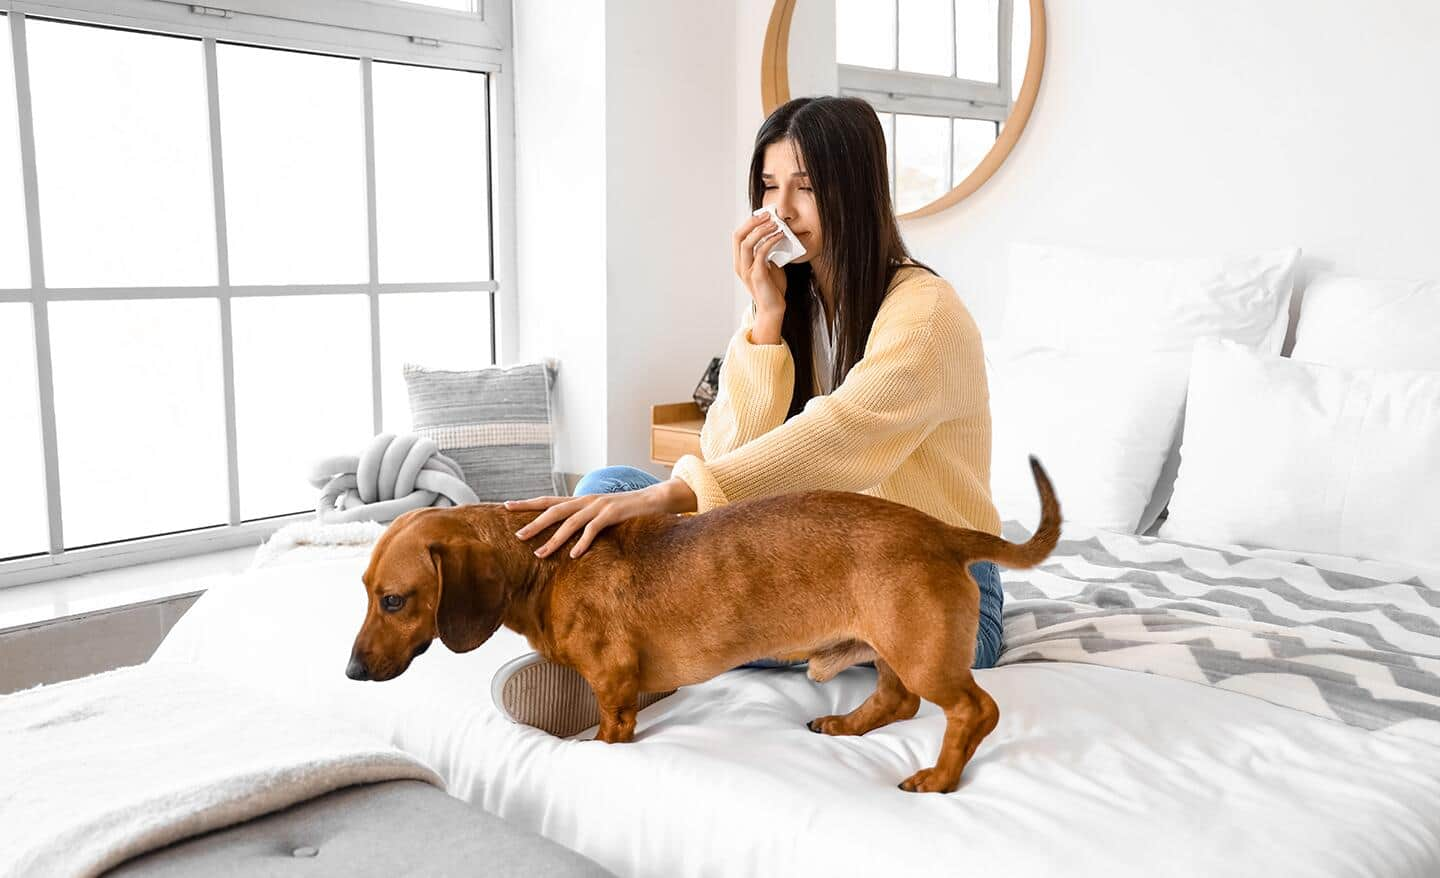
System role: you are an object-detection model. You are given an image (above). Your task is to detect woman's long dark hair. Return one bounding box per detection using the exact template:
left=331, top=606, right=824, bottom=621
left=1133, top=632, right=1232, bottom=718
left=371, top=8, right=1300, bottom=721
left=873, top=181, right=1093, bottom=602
left=749, top=96, right=938, bottom=419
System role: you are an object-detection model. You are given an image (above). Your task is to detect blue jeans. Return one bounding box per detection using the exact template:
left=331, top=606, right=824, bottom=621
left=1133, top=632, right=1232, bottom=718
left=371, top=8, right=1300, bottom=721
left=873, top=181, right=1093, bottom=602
left=573, top=465, right=1005, bottom=671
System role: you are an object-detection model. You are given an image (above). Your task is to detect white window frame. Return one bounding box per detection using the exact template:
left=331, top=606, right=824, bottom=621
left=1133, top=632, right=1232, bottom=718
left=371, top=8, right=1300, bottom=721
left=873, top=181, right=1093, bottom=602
left=0, top=0, right=517, bottom=587
left=838, top=0, right=1014, bottom=196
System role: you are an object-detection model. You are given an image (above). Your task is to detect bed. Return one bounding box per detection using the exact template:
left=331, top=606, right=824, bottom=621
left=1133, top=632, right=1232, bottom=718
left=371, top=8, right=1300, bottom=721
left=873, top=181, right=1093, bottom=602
left=147, top=518, right=1440, bottom=877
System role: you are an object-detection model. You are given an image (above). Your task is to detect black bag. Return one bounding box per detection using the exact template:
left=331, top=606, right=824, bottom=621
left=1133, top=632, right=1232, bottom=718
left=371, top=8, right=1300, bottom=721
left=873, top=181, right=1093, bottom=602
left=693, top=357, right=722, bottom=413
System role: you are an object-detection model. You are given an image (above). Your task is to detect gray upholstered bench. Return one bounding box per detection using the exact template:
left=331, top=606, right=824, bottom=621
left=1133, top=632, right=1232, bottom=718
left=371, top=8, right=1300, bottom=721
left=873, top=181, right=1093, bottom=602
left=107, top=780, right=613, bottom=877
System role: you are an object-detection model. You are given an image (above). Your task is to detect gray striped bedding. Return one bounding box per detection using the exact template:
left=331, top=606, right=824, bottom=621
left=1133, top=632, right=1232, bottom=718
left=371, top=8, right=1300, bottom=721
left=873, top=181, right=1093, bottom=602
left=997, top=520, right=1440, bottom=747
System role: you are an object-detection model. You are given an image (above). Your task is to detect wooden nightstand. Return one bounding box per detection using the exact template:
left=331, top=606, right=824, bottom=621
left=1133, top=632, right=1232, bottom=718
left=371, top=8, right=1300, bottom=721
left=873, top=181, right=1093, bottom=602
left=650, top=402, right=705, bottom=465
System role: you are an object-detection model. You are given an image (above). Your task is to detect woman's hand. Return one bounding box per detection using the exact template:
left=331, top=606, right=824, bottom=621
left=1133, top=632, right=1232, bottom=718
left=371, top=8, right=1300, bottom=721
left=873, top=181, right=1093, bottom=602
left=506, top=478, right=699, bottom=559
left=733, top=213, right=789, bottom=320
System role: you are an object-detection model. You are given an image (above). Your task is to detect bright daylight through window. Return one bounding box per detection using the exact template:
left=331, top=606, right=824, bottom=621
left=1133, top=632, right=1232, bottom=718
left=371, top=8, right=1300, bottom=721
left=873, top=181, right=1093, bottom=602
left=0, top=1, right=504, bottom=579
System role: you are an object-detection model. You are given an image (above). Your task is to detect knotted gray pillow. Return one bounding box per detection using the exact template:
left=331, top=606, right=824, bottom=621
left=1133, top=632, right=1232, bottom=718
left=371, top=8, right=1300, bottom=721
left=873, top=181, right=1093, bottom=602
left=309, top=433, right=479, bottom=524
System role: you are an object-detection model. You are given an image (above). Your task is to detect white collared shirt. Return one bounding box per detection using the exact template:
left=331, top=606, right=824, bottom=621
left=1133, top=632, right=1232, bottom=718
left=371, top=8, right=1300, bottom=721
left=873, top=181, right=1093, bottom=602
left=812, top=286, right=835, bottom=395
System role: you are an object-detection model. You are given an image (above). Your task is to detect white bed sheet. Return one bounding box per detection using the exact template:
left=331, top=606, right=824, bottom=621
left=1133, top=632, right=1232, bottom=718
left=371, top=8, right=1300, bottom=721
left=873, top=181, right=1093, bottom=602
left=150, top=535, right=1440, bottom=877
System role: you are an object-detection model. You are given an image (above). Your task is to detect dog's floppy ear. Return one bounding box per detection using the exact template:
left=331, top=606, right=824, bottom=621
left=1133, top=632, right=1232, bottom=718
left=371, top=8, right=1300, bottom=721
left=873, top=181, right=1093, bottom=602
left=430, top=540, right=507, bottom=653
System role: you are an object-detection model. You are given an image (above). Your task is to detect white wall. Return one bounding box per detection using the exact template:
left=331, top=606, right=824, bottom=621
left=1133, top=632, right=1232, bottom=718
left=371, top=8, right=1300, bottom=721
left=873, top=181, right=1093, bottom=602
left=517, top=0, right=1440, bottom=479
left=899, top=0, right=1440, bottom=340
left=603, top=1, right=739, bottom=477
left=513, top=0, right=739, bottom=479
left=511, top=0, right=609, bottom=479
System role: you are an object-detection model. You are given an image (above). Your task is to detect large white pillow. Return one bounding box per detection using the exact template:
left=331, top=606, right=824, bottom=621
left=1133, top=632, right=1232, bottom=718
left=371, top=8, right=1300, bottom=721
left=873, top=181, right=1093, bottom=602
left=988, top=349, right=1190, bottom=533
left=1003, top=243, right=1300, bottom=356
left=992, top=242, right=1301, bottom=534
left=1159, top=338, right=1440, bottom=569
left=1292, top=273, right=1440, bottom=371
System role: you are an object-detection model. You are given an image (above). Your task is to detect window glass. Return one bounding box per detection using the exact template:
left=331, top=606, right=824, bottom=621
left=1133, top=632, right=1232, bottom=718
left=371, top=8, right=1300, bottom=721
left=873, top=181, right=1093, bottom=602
left=898, top=0, right=951, bottom=76
left=233, top=294, right=372, bottom=519
left=27, top=21, right=215, bottom=287
left=373, top=62, right=490, bottom=283
left=50, top=298, right=228, bottom=546
left=218, top=44, right=367, bottom=285
left=0, top=303, right=47, bottom=557
left=0, top=17, right=28, bottom=288
left=895, top=113, right=950, bottom=213
left=836, top=0, right=896, bottom=69
left=956, top=0, right=1000, bottom=83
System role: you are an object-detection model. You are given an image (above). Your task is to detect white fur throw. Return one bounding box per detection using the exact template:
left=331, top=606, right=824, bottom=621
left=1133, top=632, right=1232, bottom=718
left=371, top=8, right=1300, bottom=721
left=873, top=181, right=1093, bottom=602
left=0, top=663, right=442, bottom=877
left=249, top=518, right=387, bottom=569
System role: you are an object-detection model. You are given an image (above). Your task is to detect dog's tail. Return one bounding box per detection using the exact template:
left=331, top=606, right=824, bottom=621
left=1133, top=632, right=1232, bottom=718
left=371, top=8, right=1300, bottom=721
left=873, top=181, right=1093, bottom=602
left=954, top=455, right=1061, bottom=570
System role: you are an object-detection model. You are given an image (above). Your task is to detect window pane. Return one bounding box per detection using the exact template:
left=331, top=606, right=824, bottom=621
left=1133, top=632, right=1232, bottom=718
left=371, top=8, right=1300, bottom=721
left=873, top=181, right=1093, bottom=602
left=953, top=117, right=997, bottom=187
left=233, top=295, right=371, bottom=520
left=0, top=304, right=47, bottom=558
left=1011, top=0, right=1031, bottom=101
left=218, top=44, right=366, bottom=285
left=373, top=62, right=489, bottom=283
left=836, top=0, right=895, bottom=70
left=49, top=299, right=228, bottom=547
left=895, top=114, right=949, bottom=213
left=379, top=291, right=492, bottom=433
left=26, top=21, right=214, bottom=288
left=1, top=16, right=29, bottom=289
left=898, top=0, right=951, bottom=76
left=956, top=0, right=1000, bottom=83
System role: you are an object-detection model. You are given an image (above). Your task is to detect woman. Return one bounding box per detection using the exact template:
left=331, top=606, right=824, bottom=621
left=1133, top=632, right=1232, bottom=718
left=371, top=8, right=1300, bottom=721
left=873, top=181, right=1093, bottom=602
left=491, top=96, right=1004, bottom=738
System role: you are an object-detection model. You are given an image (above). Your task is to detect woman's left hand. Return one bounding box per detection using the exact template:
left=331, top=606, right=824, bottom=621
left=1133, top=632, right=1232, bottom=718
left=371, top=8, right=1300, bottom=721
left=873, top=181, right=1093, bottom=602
left=506, top=478, right=698, bottom=559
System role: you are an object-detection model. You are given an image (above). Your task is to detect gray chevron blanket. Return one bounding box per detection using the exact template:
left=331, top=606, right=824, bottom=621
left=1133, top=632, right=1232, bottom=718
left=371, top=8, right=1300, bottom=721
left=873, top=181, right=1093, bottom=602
left=997, top=521, right=1440, bottom=747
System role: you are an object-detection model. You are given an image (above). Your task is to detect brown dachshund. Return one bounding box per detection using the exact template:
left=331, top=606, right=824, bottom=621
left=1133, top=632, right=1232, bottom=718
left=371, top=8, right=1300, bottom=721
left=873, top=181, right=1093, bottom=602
left=346, top=456, right=1060, bottom=793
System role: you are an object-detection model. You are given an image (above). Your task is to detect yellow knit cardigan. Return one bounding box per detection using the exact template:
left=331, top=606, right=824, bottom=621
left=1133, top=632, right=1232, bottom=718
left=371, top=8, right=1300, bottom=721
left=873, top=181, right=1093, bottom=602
left=671, top=264, right=1002, bottom=536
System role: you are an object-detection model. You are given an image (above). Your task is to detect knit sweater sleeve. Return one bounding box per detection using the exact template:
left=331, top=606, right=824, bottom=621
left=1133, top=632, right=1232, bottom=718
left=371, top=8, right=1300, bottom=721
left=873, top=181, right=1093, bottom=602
left=673, top=281, right=977, bottom=513
left=698, top=303, right=795, bottom=461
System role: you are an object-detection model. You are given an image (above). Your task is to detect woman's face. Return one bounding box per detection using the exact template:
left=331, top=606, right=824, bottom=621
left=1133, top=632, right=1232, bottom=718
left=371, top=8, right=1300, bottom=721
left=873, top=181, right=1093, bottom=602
left=760, top=138, right=822, bottom=265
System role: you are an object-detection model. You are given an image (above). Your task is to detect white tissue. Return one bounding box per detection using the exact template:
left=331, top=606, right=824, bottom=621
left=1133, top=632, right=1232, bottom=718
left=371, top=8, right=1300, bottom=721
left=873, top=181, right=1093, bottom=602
left=751, top=205, right=807, bottom=268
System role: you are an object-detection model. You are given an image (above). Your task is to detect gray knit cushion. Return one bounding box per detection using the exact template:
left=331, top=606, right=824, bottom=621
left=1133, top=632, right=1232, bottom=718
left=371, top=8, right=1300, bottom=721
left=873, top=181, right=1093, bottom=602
left=403, top=360, right=564, bottom=502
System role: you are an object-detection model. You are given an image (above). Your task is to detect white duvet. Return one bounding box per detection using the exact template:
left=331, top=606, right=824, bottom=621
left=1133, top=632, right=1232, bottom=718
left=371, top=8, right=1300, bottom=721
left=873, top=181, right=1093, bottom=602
left=150, top=526, right=1440, bottom=877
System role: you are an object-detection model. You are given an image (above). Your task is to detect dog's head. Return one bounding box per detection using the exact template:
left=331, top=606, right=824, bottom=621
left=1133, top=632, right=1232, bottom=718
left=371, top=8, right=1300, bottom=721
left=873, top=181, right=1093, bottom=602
left=346, top=507, right=511, bottom=682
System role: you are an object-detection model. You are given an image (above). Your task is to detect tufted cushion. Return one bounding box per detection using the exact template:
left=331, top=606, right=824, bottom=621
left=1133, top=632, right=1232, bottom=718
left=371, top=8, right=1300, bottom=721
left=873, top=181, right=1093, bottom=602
left=108, top=780, right=613, bottom=877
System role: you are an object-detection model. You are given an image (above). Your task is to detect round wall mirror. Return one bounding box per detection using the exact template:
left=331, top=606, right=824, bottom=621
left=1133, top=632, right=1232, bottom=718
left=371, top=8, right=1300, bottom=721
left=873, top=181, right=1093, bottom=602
left=762, top=0, right=1047, bottom=219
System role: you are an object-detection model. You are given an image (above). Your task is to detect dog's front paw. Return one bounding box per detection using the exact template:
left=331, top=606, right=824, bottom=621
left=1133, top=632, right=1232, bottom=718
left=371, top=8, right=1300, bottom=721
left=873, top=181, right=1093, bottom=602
left=806, top=715, right=859, bottom=736
left=898, top=767, right=960, bottom=794
left=595, top=721, right=636, bottom=744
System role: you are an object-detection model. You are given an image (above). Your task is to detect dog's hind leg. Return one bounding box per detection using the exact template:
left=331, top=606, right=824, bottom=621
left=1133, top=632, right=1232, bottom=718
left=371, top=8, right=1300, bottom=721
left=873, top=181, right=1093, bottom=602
left=892, top=662, right=998, bottom=793
left=806, top=659, right=920, bottom=736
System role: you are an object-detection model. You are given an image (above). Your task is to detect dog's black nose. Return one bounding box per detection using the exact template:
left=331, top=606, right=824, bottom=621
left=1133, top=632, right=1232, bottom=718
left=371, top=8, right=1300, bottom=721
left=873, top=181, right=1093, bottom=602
left=345, top=656, right=370, bottom=681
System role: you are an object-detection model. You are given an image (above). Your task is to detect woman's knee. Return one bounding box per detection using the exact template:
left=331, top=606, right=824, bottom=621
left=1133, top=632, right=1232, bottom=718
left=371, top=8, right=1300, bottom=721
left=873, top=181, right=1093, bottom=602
left=969, top=561, right=1005, bottom=669
left=573, top=465, right=661, bottom=496
left=972, top=614, right=1004, bottom=669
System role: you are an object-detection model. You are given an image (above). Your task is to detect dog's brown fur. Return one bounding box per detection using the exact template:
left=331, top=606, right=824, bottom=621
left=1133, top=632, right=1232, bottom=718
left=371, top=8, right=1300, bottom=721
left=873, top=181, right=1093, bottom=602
left=347, top=457, right=1060, bottom=793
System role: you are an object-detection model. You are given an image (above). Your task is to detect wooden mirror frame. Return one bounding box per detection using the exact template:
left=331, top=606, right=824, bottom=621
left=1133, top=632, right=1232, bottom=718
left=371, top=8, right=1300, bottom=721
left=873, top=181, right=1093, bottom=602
left=761, top=0, right=1047, bottom=220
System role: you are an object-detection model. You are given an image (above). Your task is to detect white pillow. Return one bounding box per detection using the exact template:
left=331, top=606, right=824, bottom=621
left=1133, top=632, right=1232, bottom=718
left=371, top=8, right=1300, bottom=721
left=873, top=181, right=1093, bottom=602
left=988, top=348, right=1190, bottom=533
left=1293, top=273, right=1440, bottom=371
left=993, top=242, right=1301, bottom=534
left=1003, top=242, right=1300, bottom=356
left=1159, top=338, right=1440, bottom=569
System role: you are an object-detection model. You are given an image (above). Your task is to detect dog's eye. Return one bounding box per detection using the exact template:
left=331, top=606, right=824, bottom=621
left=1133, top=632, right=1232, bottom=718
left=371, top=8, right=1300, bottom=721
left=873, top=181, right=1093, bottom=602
left=381, top=594, right=405, bottom=612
